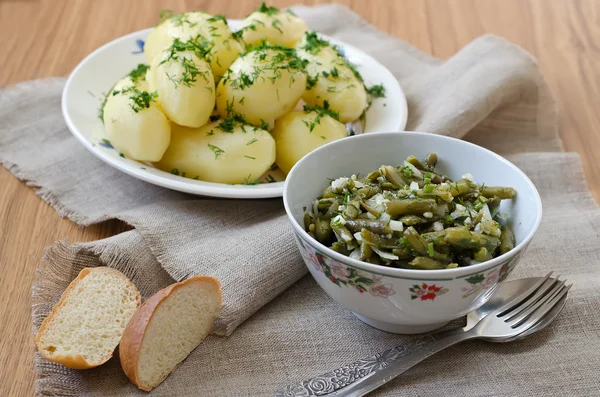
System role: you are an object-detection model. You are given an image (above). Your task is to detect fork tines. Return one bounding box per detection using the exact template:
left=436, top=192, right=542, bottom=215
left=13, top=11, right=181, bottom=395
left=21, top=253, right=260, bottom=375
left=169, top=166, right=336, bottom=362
left=495, top=272, right=571, bottom=331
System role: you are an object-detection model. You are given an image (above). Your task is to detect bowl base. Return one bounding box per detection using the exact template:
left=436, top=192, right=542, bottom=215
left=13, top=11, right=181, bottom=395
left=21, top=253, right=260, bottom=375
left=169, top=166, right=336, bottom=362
left=352, top=313, right=449, bottom=334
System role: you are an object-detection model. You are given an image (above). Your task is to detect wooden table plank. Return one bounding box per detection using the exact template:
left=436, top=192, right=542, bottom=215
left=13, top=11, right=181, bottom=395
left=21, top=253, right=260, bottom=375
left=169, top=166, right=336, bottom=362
left=1, top=1, right=598, bottom=395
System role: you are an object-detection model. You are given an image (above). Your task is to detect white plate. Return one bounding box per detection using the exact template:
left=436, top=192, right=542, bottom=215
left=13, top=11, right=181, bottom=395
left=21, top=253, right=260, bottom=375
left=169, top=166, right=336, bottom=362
left=62, top=21, right=408, bottom=199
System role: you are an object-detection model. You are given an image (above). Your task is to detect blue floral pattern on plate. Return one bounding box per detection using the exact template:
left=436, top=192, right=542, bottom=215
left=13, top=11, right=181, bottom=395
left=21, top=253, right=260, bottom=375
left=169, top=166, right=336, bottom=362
left=132, top=39, right=145, bottom=54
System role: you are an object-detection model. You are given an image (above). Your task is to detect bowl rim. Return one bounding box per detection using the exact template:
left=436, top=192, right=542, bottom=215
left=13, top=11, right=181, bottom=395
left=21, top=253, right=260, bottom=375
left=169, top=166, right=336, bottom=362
left=282, top=131, right=543, bottom=279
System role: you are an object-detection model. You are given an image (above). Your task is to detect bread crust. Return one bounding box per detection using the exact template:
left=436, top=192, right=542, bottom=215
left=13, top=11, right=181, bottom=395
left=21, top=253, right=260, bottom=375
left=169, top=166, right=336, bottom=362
left=119, top=276, right=222, bottom=391
left=34, top=267, right=141, bottom=369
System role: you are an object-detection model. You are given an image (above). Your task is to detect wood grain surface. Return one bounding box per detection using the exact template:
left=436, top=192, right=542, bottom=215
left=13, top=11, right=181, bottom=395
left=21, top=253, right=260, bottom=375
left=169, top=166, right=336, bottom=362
left=1, top=0, right=598, bottom=395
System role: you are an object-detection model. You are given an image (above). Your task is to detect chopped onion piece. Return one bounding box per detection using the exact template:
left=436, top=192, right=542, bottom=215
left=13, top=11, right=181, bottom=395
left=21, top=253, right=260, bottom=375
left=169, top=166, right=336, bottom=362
left=372, top=247, right=399, bottom=260
left=434, top=204, right=448, bottom=216
left=410, top=181, right=419, bottom=191
left=433, top=221, right=444, bottom=231
left=331, top=177, right=349, bottom=193
left=349, top=249, right=361, bottom=260
left=353, top=232, right=363, bottom=243
left=332, top=214, right=346, bottom=226
left=423, top=212, right=433, bottom=219
left=481, top=204, right=493, bottom=222
left=389, top=220, right=404, bottom=232
left=403, top=161, right=423, bottom=179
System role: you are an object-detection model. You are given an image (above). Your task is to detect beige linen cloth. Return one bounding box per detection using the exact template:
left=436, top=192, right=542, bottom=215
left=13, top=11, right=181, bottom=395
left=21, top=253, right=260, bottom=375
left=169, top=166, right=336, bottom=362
left=1, top=4, right=598, bottom=396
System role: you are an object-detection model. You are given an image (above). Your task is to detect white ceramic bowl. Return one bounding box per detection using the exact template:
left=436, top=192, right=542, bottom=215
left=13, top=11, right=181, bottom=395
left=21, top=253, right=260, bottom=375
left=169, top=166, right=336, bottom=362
left=62, top=23, right=407, bottom=199
left=283, top=132, right=542, bottom=334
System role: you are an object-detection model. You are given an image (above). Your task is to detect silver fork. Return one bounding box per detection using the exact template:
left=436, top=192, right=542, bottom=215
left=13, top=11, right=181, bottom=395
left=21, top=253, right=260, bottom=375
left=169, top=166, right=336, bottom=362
left=277, top=274, right=570, bottom=397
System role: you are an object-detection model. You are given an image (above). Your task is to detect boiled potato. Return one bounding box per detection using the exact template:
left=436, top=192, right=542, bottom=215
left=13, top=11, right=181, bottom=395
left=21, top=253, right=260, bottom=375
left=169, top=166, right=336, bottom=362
left=297, top=34, right=368, bottom=123
left=103, top=75, right=171, bottom=162
left=272, top=110, right=347, bottom=174
left=145, top=12, right=243, bottom=80
left=216, top=47, right=307, bottom=128
left=155, top=120, right=276, bottom=184
left=148, top=45, right=215, bottom=128
left=201, top=15, right=245, bottom=79
left=238, top=5, right=308, bottom=47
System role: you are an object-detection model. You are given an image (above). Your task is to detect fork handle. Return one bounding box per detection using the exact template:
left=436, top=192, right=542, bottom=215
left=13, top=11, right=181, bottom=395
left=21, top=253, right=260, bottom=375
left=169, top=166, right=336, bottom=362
left=329, top=327, right=477, bottom=397
left=275, top=327, right=477, bottom=397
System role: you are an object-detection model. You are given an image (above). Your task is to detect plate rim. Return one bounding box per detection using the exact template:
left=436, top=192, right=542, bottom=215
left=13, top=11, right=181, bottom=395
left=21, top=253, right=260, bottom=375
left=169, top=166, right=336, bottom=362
left=62, top=25, right=408, bottom=199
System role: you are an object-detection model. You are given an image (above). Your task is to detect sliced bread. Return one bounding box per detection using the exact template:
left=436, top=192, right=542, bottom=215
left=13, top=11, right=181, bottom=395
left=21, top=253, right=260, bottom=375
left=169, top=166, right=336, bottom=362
left=119, top=276, right=222, bottom=391
left=35, top=267, right=141, bottom=369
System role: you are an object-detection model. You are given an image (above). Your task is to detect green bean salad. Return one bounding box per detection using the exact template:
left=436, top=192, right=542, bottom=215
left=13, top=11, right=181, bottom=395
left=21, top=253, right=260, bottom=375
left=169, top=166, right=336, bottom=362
left=303, top=153, right=517, bottom=270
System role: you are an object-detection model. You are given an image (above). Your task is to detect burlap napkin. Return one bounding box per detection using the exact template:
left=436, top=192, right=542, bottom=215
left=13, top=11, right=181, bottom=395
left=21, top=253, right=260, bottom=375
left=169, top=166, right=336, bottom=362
left=1, top=4, right=598, bottom=396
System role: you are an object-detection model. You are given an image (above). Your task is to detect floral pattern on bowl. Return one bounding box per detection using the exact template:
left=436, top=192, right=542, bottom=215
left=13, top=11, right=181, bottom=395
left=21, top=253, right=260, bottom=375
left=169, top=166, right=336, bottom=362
left=409, top=283, right=449, bottom=301
left=297, top=237, right=396, bottom=298
left=294, top=229, right=525, bottom=333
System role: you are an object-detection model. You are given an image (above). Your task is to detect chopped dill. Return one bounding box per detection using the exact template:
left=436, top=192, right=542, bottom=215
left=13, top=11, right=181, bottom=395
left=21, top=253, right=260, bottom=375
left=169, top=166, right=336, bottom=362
left=112, top=86, right=158, bottom=113
left=244, top=155, right=256, bottom=160
left=208, top=144, right=225, bottom=159
left=400, top=166, right=414, bottom=178
left=159, top=9, right=175, bottom=22
left=207, top=14, right=227, bottom=24
left=232, top=20, right=265, bottom=40
left=128, top=64, right=150, bottom=83
left=247, top=138, right=258, bottom=145
left=243, top=174, right=259, bottom=185
left=299, top=31, right=330, bottom=55
left=260, top=120, right=270, bottom=130
left=160, top=37, right=214, bottom=88
left=302, top=100, right=340, bottom=132
left=216, top=115, right=247, bottom=133
left=271, top=18, right=283, bottom=33
left=366, top=84, right=386, bottom=98
left=257, top=2, right=279, bottom=15
left=224, top=43, right=307, bottom=90
left=306, top=75, right=318, bottom=90
left=129, top=90, right=158, bottom=113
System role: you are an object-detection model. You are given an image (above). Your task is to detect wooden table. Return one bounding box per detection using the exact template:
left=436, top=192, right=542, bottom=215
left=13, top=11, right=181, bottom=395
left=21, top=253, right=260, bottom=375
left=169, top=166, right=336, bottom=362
left=1, top=0, right=598, bottom=395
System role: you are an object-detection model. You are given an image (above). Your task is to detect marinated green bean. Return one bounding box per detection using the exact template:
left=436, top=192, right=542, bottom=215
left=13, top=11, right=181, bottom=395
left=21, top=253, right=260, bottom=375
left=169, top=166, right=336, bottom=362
left=423, top=227, right=500, bottom=252
left=399, top=215, right=430, bottom=226
left=500, top=226, right=515, bottom=254
left=360, top=201, right=381, bottom=217
left=304, top=153, right=518, bottom=270
left=361, top=229, right=400, bottom=249
left=380, top=165, right=408, bottom=188
left=425, top=153, right=438, bottom=167
left=474, top=247, right=493, bottom=262
left=360, top=242, right=373, bottom=261
left=404, top=227, right=451, bottom=262
left=480, top=186, right=516, bottom=199
left=342, top=201, right=361, bottom=220
left=405, top=155, right=430, bottom=172
left=303, top=213, right=313, bottom=231
left=486, top=196, right=502, bottom=214
left=315, top=218, right=333, bottom=245
left=385, top=199, right=436, bottom=216
left=331, top=241, right=350, bottom=255
left=345, top=219, right=391, bottom=234
left=323, top=199, right=340, bottom=220
left=409, top=256, right=445, bottom=270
